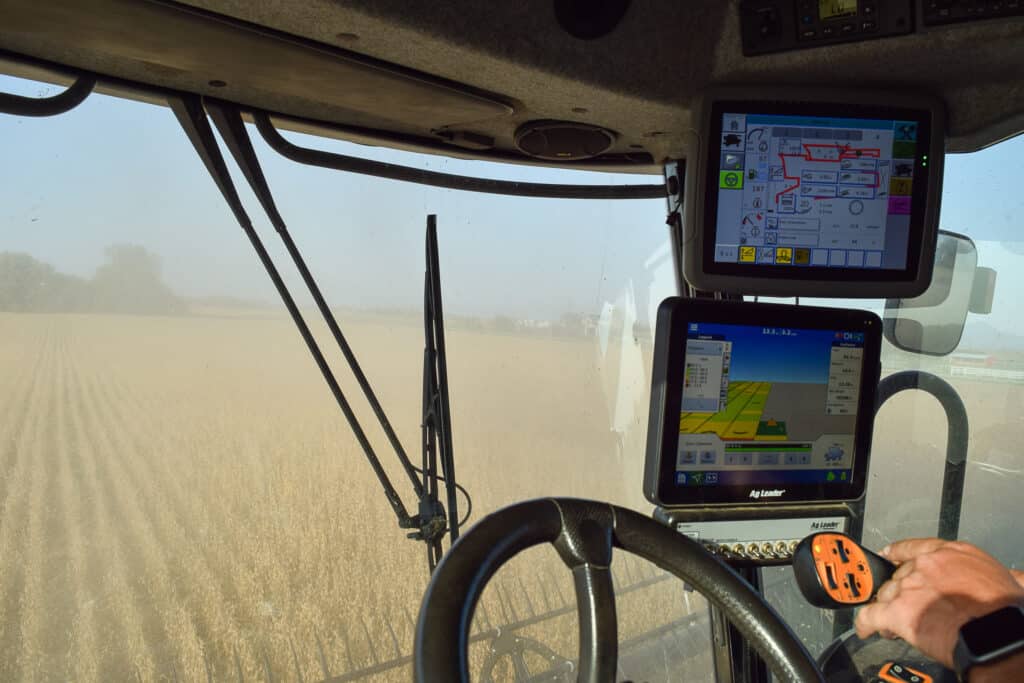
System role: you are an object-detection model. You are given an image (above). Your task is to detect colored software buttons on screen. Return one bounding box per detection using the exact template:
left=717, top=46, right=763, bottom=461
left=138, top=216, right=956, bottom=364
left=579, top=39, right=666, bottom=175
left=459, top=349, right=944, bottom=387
left=889, top=177, right=913, bottom=196
left=725, top=451, right=753, bottom=466
left=722, top=114, right=746, bottom=133
left=775, top=247, right=793, bottom=264
left=716, top=245, right=739, bottom=262
left=894, top=121, right=918, bottom=141
left=720, top=170, right=743, bottom=189
left=892, top=141, right=916, bottom=158
left=888, top=196, right=911, bottom=215
left=722, top=132, right=744, bottom=149
left=739, top=246, right=756, bottom=262
left=784, top=452, right=812, bottom=465
left=721, top=151, right=744, bottom=170
left=893, top=159, right=915, bottom=178
left=794, top=248, right=810, bottom=265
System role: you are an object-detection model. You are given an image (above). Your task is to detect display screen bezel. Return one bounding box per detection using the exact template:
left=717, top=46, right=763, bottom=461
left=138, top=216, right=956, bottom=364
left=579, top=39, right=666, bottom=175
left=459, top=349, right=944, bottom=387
left=650, top=298, right=881, bottom=507
left=702, top=100, right=934, bottom=284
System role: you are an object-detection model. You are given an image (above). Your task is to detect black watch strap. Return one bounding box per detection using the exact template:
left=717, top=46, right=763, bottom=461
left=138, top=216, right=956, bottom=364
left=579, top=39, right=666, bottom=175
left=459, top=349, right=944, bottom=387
left=953, top=604, right=1024, bottom=680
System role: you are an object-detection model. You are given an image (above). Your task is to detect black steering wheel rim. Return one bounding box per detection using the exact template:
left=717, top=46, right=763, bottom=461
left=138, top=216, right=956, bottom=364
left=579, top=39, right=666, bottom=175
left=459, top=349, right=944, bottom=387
left=415, top=497, right=824, bottom=682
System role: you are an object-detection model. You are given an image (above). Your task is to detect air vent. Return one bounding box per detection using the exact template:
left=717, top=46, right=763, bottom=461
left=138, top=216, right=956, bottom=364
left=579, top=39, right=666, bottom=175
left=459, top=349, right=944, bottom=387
left=514, top=120, right=616, bottom=160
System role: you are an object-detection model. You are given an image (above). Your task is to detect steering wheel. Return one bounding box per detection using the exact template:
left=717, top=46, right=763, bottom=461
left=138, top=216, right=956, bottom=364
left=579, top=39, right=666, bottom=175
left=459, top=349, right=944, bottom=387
left=414, top=498, right=825, bottom=682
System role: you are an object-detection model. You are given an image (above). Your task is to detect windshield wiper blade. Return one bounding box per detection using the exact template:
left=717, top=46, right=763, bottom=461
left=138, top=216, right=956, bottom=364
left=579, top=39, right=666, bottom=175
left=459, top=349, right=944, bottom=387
left=421, top=215, right=464, bottom=569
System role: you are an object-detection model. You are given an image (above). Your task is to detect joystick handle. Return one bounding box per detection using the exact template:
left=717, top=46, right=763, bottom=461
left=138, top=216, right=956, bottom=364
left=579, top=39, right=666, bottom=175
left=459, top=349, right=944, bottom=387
left=792, top=532, right=896, bottom=609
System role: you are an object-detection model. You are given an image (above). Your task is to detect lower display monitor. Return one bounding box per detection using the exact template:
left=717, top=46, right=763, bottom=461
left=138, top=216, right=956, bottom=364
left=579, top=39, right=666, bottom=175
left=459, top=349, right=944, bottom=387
left=644, top=297, right=882, bottom=507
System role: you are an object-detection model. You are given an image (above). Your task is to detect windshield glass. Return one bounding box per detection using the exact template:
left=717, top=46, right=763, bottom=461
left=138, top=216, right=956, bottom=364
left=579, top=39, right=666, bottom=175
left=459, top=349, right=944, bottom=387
left=1, top=72, right=1022, bottom=682
left=0, top=75, right=703, bottom=682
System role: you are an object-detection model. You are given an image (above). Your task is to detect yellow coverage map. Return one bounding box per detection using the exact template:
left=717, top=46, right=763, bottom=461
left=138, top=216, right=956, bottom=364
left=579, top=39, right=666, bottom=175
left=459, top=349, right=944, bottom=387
left=678, top=380, right=787, bottom=441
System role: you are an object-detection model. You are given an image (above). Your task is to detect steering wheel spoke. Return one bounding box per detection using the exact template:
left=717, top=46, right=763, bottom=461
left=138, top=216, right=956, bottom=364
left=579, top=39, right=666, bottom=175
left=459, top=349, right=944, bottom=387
left=414, top=498, right=825, bottom=682
left=568, top=563, right=618, bottom=682
left=549, top=499, right=619, bottom=683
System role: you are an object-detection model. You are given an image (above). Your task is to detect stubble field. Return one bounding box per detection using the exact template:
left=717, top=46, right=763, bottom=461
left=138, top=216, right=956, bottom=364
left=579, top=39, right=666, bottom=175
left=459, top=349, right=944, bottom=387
left=0, top=311, right=1019, bottom=682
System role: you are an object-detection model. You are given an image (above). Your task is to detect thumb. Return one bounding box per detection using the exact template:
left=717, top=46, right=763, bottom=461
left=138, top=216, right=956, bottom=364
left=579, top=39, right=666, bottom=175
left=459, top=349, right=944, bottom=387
left=881, top=538, right=949, bottom=563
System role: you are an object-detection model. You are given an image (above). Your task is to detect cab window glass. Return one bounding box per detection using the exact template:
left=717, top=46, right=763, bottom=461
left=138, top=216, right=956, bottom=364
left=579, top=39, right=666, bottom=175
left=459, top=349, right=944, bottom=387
left=0, top=75, right=713, bottom=681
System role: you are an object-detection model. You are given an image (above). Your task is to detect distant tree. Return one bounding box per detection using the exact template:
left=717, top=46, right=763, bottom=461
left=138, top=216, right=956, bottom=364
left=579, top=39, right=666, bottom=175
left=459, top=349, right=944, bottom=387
left=0, top=245, right=185, bottom=315
left=0, top=252, right=90, bottom=312
left=0, top=252, right=49, bottom=312
left=90, top=244, right=184, bottom=314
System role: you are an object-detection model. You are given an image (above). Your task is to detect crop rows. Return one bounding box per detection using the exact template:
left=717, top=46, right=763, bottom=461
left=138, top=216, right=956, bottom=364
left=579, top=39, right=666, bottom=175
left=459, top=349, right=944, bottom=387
left=1, top=311, right=1014, bottom=681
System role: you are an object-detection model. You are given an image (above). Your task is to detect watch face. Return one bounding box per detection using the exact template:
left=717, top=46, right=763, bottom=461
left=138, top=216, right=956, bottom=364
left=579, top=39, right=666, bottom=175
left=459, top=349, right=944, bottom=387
left=962, top=605, right=1024, bottom=655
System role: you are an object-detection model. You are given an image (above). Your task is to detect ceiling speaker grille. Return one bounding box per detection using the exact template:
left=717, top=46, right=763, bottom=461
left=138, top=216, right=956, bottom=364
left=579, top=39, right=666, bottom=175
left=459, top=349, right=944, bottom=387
left=514, top=120, right=616, bottom=160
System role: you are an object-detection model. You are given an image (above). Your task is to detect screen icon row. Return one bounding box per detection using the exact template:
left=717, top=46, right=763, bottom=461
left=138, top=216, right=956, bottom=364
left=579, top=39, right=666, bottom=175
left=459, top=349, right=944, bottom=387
left=720, top=246, right=884, bottom=268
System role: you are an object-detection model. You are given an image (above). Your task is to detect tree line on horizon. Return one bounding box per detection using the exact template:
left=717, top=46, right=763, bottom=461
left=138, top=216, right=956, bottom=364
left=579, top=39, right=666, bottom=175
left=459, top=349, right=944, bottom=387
left=0, top=244, right=184, bottom=315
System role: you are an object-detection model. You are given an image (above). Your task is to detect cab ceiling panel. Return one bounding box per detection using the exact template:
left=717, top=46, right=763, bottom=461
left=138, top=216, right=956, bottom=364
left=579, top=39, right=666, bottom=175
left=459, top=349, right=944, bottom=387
left=0, top=0, right=512, bottom=133
left=0, top=0, right=1022, bottom=165
left=182, top=0, right=1024, bottom=154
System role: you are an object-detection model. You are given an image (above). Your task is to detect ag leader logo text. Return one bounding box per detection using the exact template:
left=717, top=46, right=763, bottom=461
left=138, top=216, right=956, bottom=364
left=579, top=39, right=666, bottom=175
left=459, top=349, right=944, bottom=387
left=748, top=489, right=786, bottom=499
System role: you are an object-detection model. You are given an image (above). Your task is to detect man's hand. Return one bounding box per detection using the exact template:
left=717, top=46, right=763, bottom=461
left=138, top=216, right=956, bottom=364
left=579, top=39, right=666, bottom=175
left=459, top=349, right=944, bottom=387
left=854, top=538, right=1024, bottom=670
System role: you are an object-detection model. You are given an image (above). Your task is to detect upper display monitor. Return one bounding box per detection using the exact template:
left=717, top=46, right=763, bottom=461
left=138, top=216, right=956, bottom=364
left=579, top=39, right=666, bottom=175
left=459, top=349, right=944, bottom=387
left=715, top=113, right=920, bottom=271
left=683, top=88, right=945, bottom=298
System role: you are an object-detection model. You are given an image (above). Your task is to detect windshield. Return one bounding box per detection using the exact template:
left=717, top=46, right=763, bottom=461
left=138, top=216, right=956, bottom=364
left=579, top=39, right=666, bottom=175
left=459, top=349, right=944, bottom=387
left=0, top=74, right=1021, bottom=682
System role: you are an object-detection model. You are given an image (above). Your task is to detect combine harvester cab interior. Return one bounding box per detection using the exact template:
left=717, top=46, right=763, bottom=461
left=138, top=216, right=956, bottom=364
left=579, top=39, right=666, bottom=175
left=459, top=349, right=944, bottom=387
left=0, top=1, right=1022, bottom=682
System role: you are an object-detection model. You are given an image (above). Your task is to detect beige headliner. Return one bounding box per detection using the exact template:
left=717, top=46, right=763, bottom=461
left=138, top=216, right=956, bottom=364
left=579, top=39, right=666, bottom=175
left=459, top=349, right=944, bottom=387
left=0, top=0, right=1022, bottom=171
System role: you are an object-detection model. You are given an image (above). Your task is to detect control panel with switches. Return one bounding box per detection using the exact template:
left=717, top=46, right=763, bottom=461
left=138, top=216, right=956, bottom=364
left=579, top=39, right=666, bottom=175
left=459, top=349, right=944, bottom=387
left=740, top=0, right=1023, bottom=55
left=740, top=0, right=912, bottom=55
left=922, top=0, right=1024, bottom=26
left=653, top=505, right=853, bottom=566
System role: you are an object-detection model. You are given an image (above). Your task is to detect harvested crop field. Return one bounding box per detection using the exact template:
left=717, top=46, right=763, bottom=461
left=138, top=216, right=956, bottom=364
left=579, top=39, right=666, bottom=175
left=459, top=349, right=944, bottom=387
left=0, top=311, right=1019, bottom=681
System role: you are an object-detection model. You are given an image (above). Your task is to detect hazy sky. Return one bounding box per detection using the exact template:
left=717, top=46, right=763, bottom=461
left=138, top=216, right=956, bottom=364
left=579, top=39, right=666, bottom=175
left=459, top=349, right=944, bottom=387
left=0, top=75, right=671, bottom=321
left=0, top=74, right=1022, bottom=325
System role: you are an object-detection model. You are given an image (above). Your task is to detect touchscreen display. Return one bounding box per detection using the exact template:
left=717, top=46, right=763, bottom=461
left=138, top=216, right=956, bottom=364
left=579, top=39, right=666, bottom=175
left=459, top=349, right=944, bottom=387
left=714, top=112, right=923, bottom=271
left=675, top=321, right=864, bottom=490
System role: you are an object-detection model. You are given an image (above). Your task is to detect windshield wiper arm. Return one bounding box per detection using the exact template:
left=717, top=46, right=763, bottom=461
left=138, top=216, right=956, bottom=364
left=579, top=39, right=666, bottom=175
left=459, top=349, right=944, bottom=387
left=204, top=98, right=425, bottom=500
left=168, top=93, right=419, bottom=530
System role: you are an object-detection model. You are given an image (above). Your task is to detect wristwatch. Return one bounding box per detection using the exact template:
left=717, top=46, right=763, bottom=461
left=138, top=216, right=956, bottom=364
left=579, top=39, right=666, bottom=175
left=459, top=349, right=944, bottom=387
left=953, top=603, right=1024, bottom=680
